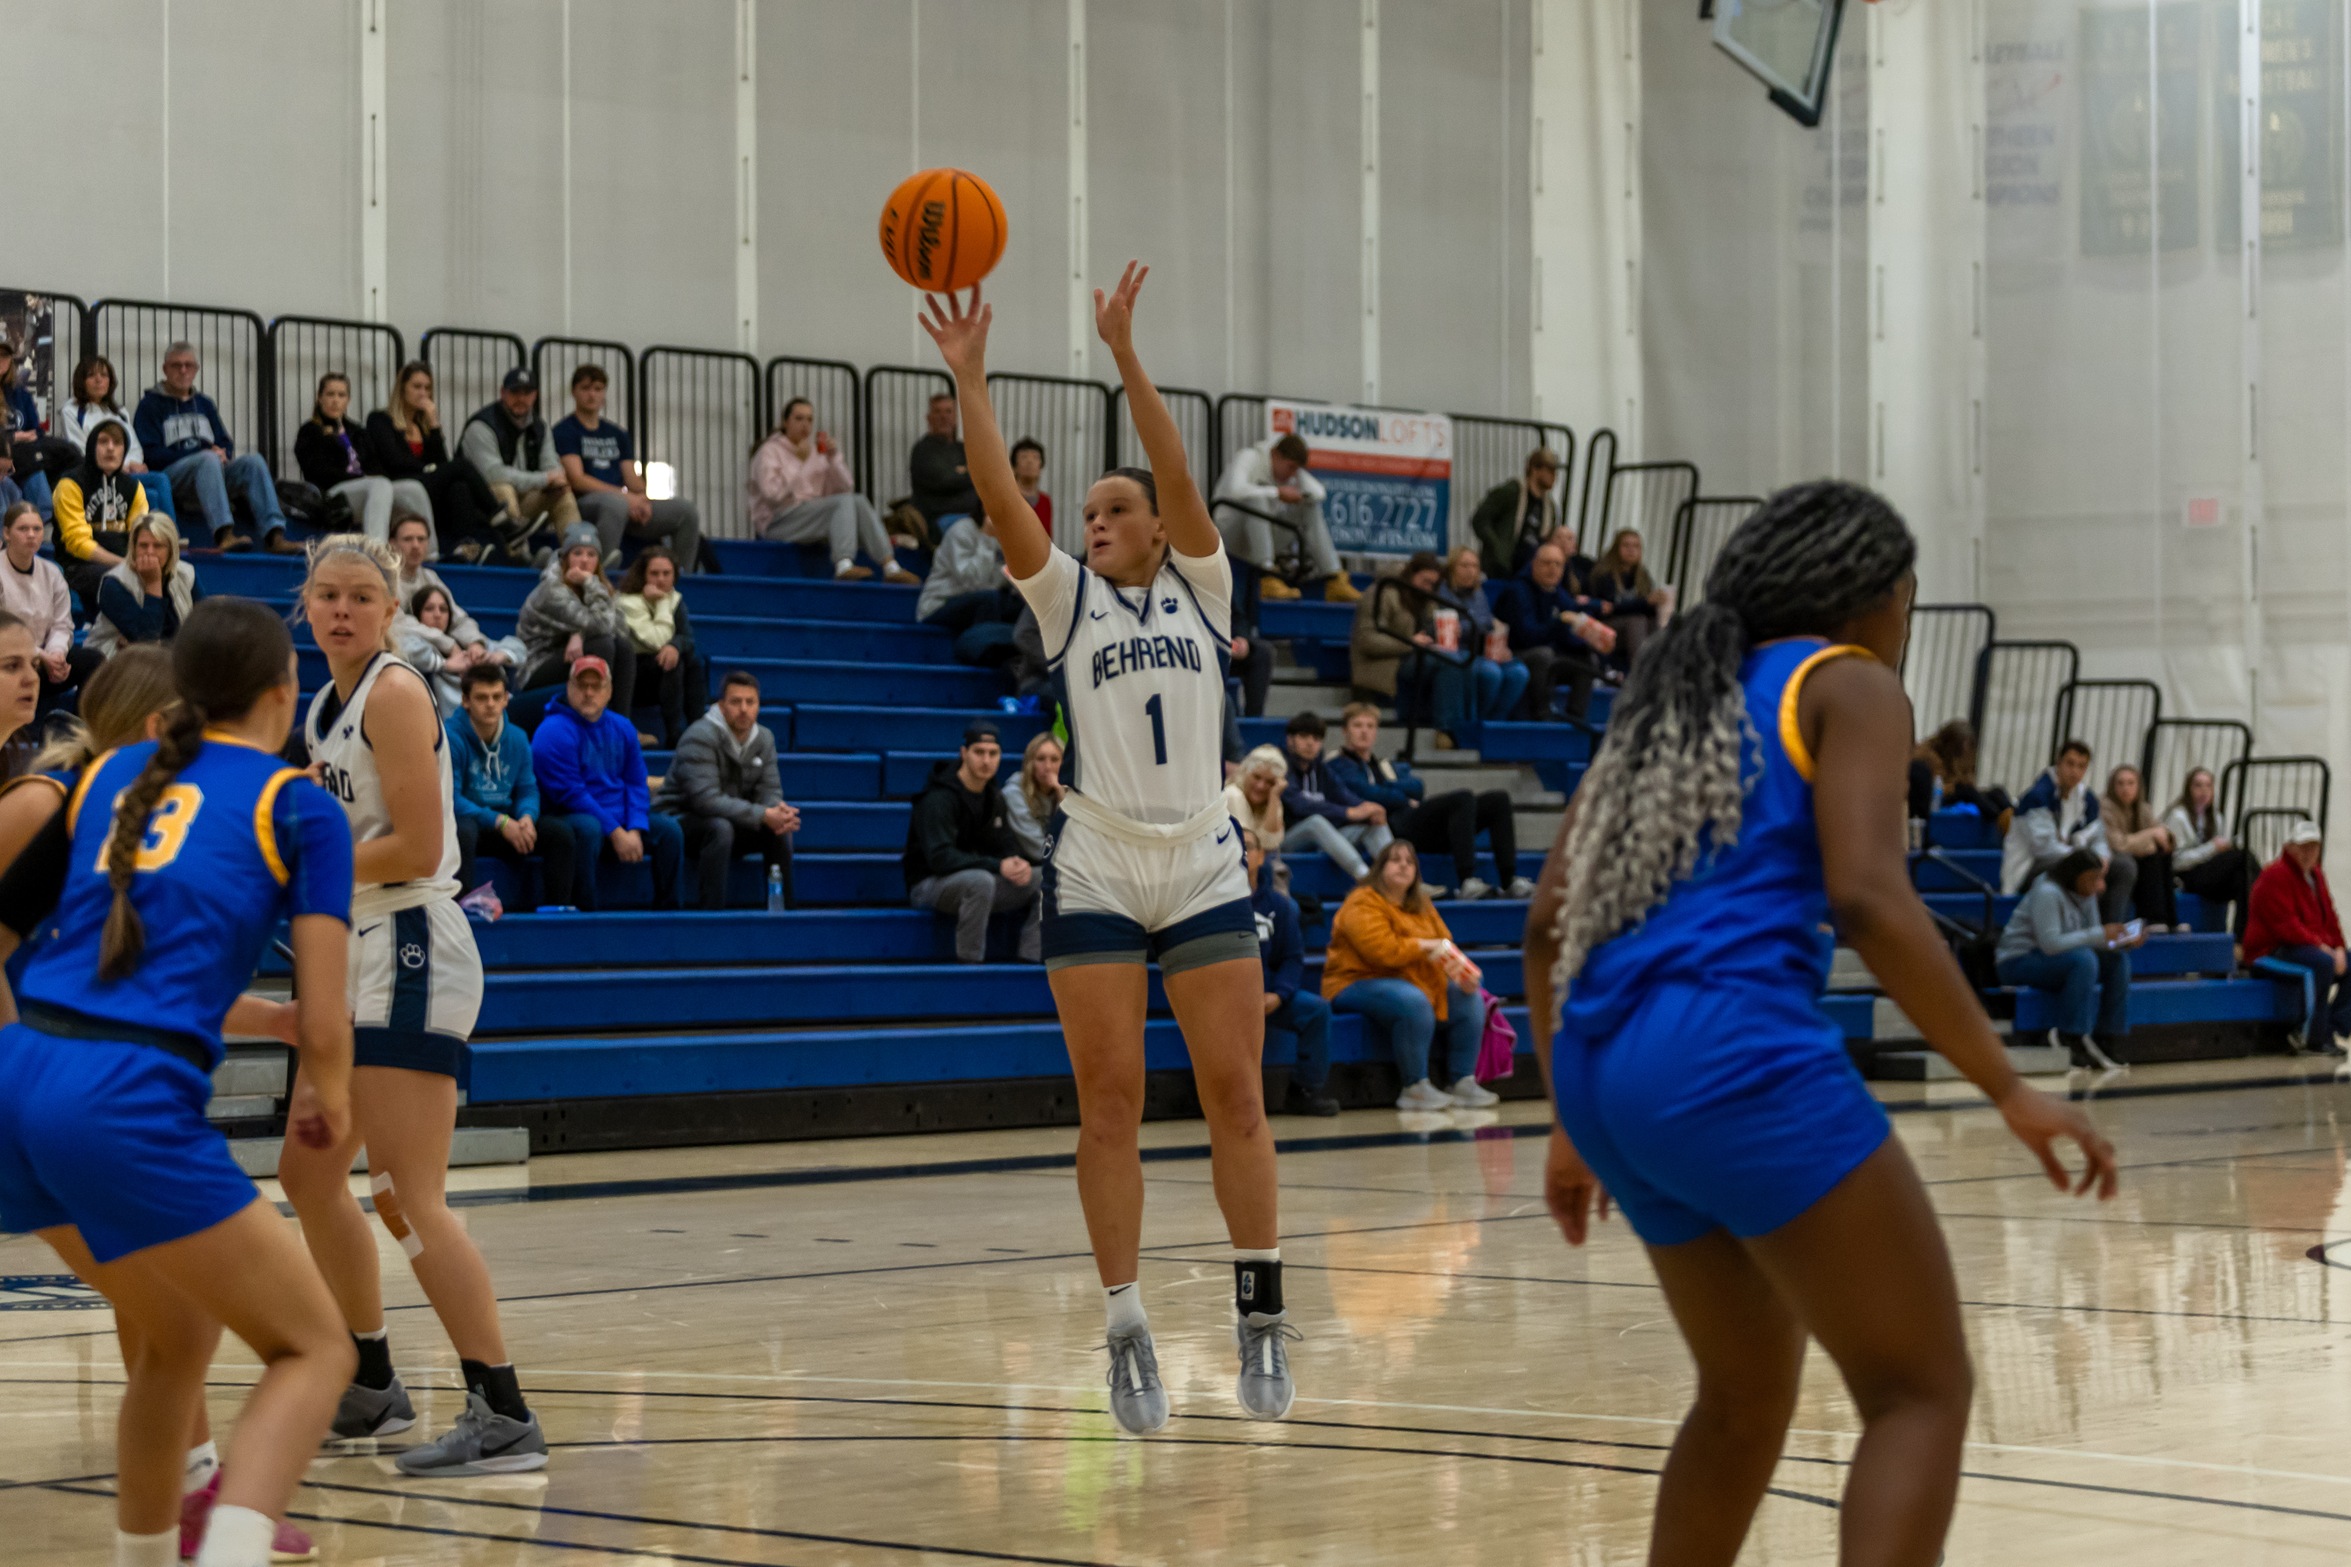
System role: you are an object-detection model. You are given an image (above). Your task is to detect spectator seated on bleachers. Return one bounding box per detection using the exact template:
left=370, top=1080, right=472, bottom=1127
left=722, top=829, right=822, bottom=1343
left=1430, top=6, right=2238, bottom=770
left=1321, top=840, right=1493, bottom=1111
left=1329, top=703, right=1531, bottom=901
left=556, top=362, right=702, bottom=574
left=1995, top=847, right=2139, bottom=1069
left=1225, top=746, right=1288, bottom=858
left=371, top=360, right=513, bottom=561
left=1281, top=711, right=1389, bottom=882
left=1586, top=528, right=1670, bottom=669
left=530, top=654, right=683, bottom=910
left=1908, top=719, right=2011, bottom=827
left=133, top=339, right=300, bottom=553
left=2245, top=821, right=2351, bottom=1055
left=617, top=546, right=706, bottom=747
left=0, top=336, right=76, bottom=491
left=447, top=662, right=589, bottom=909
left=2002, top=739, right=2130, bottom=921
left=390, top=514, right=516, bottom=674
left=398, top=582, right=468, bottom=713
left=295, top=371, right=431, bottom=546
left=1211, top=432, right=1357, bottom=603
left=50, top=417, right=146, bottom=610
left=656, top=668, right=799, bottom=911
left=459, top=367, right=579, bottom=556
left=1, top=501, right=94, bottom=717
left=747, top=397, right=913, bottom=582
left=1437, top=546, right=1531, bottom=724
left=2102, top=765, right=2185, bottom=933
left=905, top=392, right=981, bottom=545
left=1245, top=826, right=1336, bottom=1117
left=1492, top=538, right=1614, bottom=724
left=1010, top=437, right=1053, bottom=535
left=1468, top=446, right=1567, bottom=578
left=519, top=523, right=637, bottom=727
left=1001, top=732, right=1064, bottom=862
left=85, top=514, right=200, bottom=657
left=902, top=718, right=1039, bottom=964
left=1349, top=552, right=1491, bottom=747
left=2165, top=766, right=2257, bottom=941
left=915, top=510, right=1020, bottom=667
left=58, top=356, right=172, bottom=518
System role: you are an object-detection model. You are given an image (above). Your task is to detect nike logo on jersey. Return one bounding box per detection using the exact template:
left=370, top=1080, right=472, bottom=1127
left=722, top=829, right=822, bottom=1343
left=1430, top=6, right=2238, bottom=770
left=1089, top=609, right=1109, bottom=621
left=357, top=924, right=383, bottom=939
left=1088, top=634, right=1203, bottom=690
left=1215, top=824, right=1233, bottom=845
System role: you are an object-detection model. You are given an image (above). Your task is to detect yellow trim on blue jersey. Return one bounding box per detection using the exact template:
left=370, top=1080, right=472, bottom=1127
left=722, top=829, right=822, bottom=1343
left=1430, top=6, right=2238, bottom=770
left=201, top=728, right=274, bottom=753
left=1777, top=644, right=1881, bottom=784
left=251, top=768, right=300, bottom=886
left=65, top=748, right=120, bottom=837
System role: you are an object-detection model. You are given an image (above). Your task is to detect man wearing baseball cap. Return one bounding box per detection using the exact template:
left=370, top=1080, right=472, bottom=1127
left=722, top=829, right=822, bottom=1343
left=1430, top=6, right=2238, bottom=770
left=460, top=365, right=580, bottom=558
left=530, top=652, right=685, bottom=909
left=902, top=718, right=1041, bottom=963
left=2245, top=819, right=2351, bottom=1055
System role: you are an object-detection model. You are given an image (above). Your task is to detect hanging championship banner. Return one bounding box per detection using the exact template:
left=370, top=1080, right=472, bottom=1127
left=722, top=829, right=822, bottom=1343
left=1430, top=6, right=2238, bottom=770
left=2219, top=0, right=2343, bottom=251
left=2079, top=3, right=2201, bottom=256
left=1266, top=400, right=1453, bottom=557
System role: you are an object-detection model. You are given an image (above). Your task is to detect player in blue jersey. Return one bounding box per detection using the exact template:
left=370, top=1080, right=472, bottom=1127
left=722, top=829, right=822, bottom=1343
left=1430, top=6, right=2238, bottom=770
left=1523, top=483, right=2119, bottom=1567
left=924, top=270, right=1293, bottom=1434
left=0, top=598, right=359, bottom=1567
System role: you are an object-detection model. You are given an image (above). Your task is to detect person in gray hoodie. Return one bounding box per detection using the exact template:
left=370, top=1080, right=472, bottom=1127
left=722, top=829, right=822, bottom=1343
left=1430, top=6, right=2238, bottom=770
left=915, top=512, right=1021, bottom=667
left=657, top=669, right=801, bottom=909
left=1995, top=847, right=2145, bottom=1068
left=517, top=522, right=635, bottom=719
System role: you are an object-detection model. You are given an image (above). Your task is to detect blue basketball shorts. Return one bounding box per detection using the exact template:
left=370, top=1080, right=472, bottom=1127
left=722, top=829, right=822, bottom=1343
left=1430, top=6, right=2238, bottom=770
left=0, top=1023, right=257, bottom=1264
left=1551, top=982, right=1890, bottom=1248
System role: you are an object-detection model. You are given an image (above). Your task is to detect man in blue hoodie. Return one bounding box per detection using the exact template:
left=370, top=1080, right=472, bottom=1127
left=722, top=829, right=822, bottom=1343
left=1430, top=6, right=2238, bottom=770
left=529, top=654, right=684, bottom=909
left=1245, top=827, right=1336, bottom=1117
left=447, top=662, right=589, bottom=908
left=1490, top=539, right=1614, bottom=722
left=132, top=340, right=299, bottom=553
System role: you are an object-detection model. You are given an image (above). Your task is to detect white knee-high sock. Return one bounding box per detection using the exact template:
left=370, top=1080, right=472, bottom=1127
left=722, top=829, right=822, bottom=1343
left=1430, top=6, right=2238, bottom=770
left=192, top=1504, right=273, bottom=1567
left=1103, top=1281, right=1148, bottom=1335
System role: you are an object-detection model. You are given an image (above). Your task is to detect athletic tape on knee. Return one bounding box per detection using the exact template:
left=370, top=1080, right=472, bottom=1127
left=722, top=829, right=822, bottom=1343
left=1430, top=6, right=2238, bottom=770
left=370, top=1171, right=425, bottom=1260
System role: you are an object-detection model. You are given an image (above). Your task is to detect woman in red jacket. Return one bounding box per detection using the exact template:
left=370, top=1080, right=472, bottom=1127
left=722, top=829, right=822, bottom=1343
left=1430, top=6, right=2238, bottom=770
left=2244, top=821, right=2351, bottom=1054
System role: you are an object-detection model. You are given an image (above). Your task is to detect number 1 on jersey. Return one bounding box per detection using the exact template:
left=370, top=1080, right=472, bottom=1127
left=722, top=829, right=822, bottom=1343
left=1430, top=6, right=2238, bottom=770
left=1144, top=693, right=1167, bottom=766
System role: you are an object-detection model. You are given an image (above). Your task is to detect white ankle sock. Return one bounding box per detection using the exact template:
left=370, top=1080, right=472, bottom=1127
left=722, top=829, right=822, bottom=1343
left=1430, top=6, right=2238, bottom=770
left=182, top=1439, right=219, bottom=1494
left=1233, top=1247, right=1281, bottom=1263
left=114, top=1528, right=178, bottom=1567
left=192, top=1503, right=272, bottom=1567
left=833, top=558, right=858, bottom=577
left=1103, top=1281, right=1148, bottom=1334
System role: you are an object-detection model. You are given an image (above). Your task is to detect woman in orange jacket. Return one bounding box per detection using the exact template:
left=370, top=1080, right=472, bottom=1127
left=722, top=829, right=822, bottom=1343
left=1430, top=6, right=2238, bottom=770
left=1322, top=840, right=1493, bottom=1111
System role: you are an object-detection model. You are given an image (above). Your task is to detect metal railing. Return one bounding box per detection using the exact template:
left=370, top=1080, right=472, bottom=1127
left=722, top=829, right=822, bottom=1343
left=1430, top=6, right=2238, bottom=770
left=1112, top=384, right=1214, bottom=487
left=1900, top=603, right=1996, bottom=741
left=1585, top=459, right=1699, bottom=560
left=2238, top=806, right=2318, bottom=864
left=531, top=337, right=636, bottom=431
left=91, top=298, right=268, bottom=471
left=762, top=356, right=863, bottom=508
left=1664, top=495, right=1763, bottom=604
left=1213, top=392, right=1270, bottom=482
left=1450, top=414, right=1574, bottom=555
left=418, top=328, right=526, bottom=432
left=2051, top=679, right=2161, bottom=791
left=988, top=372, right=1113, bottom=553
left=2142, top=717, right=2253, bottom=807
left=2222, top=755, right=2330, bottom=849
left=861, top=364, right=954, bottom=505
left=266, top=316, right=405, bottom=479
left=1574, top=428, right=1616, bottom=547
left=642, top=347, right=762, bottom=539
left=1967, top=640, right=2081, bottom=797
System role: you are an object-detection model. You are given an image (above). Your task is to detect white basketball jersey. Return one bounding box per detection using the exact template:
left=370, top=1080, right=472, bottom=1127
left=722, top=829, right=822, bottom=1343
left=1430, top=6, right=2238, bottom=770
left=306, top=652, right=463, bottom=915
left=1018, top=544, right=1232, bottom=829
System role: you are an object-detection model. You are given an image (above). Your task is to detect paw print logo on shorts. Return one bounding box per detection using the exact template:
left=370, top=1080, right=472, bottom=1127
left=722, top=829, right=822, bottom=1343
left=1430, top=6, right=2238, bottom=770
left=399, top=941, right=426, bottom=971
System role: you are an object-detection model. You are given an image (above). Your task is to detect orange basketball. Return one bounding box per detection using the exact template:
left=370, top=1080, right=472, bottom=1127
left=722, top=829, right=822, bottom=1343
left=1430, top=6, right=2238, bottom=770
left=878, top=168, right=1007, bottom=292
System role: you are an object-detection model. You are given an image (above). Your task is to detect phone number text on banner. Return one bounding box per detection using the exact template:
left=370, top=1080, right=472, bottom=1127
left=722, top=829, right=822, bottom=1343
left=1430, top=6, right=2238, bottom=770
left=1269, top=401, right=1453, bottom=557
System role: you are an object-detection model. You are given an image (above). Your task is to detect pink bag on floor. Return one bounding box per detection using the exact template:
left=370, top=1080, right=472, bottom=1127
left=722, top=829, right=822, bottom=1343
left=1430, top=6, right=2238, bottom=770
left=1474, top=989, right=1518, bottom=1082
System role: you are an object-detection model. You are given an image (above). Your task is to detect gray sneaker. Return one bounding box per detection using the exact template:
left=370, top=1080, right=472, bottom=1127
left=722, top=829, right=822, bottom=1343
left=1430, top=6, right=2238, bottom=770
left=394, top=1391, right=548, bottom=1475
left=1103, top=1326, right=1170, bottom=1435
left=1235, top=1311, right=1300, bottom=1420
left=330, top=1375, right=415, bottom=1440
left=1456, top=876, right=1495, bottom=901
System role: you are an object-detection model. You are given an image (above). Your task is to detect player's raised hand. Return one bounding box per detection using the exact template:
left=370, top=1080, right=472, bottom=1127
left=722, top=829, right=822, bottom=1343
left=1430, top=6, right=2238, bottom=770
left=1093, top=261, right=1149, bottom=353
left=1996, top=1082, right=2119, bottom=1199
left=1545, top=1126, right=1613, bottom=1246
left=920, top=286, right=992, bottom=379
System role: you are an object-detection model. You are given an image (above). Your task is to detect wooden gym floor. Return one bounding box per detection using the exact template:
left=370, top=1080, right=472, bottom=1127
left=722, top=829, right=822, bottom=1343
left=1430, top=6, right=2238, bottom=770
left=7, top=1056, right=2351, bottom=1564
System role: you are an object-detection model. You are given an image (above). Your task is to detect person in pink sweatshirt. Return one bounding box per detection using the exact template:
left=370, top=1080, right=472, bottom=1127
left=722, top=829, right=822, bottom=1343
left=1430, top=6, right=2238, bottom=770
left=0, top=501, right=93, bottom=717
left=746, top=397, right=918, bottom=583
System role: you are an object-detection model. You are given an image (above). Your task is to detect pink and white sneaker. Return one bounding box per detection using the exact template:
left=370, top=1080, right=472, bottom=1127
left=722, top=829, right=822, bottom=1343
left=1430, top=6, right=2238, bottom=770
left=178, top=1473, right=319, bottom=1562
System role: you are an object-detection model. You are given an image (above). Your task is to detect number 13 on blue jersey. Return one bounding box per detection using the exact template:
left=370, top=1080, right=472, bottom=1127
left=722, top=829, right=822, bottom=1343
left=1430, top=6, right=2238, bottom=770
left=92, top=784, right=206, bottom=874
